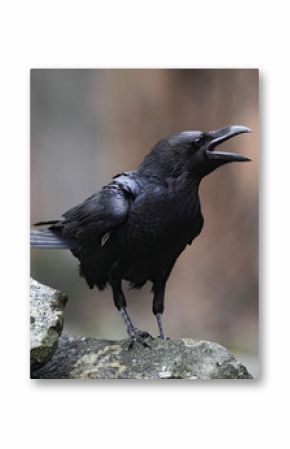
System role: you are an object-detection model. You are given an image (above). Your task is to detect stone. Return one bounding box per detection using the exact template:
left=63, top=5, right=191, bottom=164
left=30, top=278, right=68, bottom=371
left=31, top=334, right=253, bottom=379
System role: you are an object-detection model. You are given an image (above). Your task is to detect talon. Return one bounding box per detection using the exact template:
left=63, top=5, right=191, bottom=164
left=127, top=327, right=152, bottom=349
left=134, top=328, right=153, bottom=339
left=138, top=337, right=151, bottom=349
left=128, top=336, right=151, bottom=350
left=128, top=339, right=135, bottom=350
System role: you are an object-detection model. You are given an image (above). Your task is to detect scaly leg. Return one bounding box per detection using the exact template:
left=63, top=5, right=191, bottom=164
left=110, top=278, right=152, bottom=348
left=152, top=279, right=169, bottom=340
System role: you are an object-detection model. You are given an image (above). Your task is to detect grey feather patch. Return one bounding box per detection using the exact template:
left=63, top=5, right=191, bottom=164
left=101, top=232, right=110, bottom=247
left=30, top=230, right=68, bottom=249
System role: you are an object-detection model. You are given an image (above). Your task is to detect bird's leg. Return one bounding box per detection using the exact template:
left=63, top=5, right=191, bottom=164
left=119, top=307, right=152, bottom=349
left=156, top=313, right=166, bottom=339
left=152, top=279, right=169, bottom=340
left=110, top=279, right=152, bottom=348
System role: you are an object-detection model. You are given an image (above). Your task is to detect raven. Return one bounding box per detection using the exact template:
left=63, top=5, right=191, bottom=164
left=31, top=125, right=251, bottom=347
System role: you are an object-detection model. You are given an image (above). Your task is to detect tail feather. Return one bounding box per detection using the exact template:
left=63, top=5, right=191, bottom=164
left=33, top=220, right=60, bottom=226
left=30, top=229, right=69, bottom=249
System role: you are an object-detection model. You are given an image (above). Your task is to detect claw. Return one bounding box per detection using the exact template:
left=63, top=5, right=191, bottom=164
left=127, top=327, right=152, bottom=349
left=134, top=328, right=153, bottom=339
left=128, top=336, right=151, bottom=350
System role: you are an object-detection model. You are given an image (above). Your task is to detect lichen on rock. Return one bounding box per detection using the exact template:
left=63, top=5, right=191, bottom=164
left=32, top=335, right=253, bottom=379
left=30, top=278, right=253, bottom=380
left=30, top=278, right=67, bottom=371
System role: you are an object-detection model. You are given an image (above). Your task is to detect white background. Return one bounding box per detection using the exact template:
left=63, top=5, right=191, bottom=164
left=1, top=1, right=289, bottom=447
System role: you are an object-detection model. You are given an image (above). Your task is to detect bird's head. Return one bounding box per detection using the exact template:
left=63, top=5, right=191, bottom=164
left=139, top=125, right=251, bottom=180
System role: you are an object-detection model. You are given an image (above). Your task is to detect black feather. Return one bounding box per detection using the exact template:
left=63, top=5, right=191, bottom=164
left=30, top=126, right=250, bottom=339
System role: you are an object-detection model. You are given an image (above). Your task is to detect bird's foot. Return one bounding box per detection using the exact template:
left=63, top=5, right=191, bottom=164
left=155, top=313, right=169, bottom=341
left=157, top=335, right=170, bottom=340
left=133, top=328, right=153, bottom=339
left=127, top=327, right=152, bottom=349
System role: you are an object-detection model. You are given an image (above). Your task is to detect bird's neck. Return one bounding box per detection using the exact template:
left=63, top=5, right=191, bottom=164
left=171, top=172, right=201, bottom=195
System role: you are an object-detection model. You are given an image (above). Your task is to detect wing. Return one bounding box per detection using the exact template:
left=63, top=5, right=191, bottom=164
left=61, top=173, right=137, bottom=245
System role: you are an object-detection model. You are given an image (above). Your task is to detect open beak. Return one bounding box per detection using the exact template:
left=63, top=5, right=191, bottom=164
left=206, top=125, right=252, bottom=162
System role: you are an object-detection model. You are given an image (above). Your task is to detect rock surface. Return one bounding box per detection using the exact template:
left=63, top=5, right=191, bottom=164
left=30, top=278, right=67, bottom=371
left=32, top=334, right=253, bottom=379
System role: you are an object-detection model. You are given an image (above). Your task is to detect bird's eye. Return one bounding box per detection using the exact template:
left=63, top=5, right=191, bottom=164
left=195, top=135, right=204, bottom=144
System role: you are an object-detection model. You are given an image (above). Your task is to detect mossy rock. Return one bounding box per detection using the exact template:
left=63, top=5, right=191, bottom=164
left=30, top=278, right=67, bottom=371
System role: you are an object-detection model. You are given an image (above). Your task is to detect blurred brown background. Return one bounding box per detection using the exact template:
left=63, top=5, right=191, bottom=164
left=30, top=69, right=258, bottom=372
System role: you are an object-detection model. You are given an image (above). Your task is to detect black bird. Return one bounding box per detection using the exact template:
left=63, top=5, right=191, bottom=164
left=31, top=125, right=251, bottom=347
